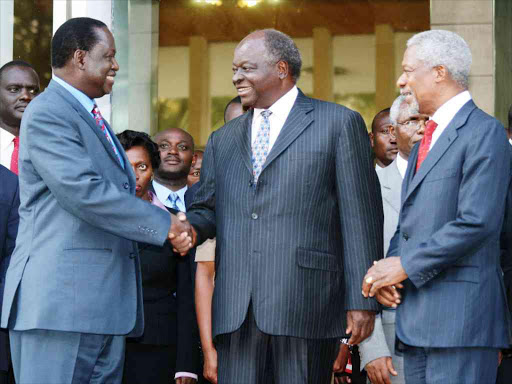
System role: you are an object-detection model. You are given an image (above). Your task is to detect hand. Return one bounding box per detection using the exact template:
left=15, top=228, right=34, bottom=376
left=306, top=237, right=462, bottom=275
left=362, top=257, right=408, bottom=299
left=203, top=348, right=218, bottom=384
left=374, top=285, right=403, bottom=308
left=168, top=212, right=196, bottom=256
left=175, top=378, right=197, bottom=384
left=365, top=356, right=397, bottom=384
left=346, top=310, right=375, bottom=345
left=333, top=344, right=351, bottom=384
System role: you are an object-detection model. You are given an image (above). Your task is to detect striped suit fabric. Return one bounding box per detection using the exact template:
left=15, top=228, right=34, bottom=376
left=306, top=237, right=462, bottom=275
left=187, top=90, right=383, bottom=382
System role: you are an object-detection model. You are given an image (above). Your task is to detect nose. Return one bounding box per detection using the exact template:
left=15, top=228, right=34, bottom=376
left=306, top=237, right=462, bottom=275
left=19, top=88, right=32, bottom=101
left=417, top=121, right=426, bottom=135
left=112, top=57, right=120, bottom=72
left=396, top=72, right=406, bottom=88
left=232, top=68, right=243, bottom=85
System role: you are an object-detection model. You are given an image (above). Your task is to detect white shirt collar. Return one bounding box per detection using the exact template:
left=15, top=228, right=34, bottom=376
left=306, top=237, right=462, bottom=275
left=375, top=163, right=383, bottom=171
left=152, top=180, right=188, bottom=211
left=396, top=153, right=408, bottom=179
left=0, top=128, right=15, bottom=151
left=254, top=86, right=298, bottom=119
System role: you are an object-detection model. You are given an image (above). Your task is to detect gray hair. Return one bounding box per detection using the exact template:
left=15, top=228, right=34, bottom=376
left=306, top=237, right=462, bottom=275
left=390, top=95, right=420, bottom=126
left=261, top=29, right=302, bottom=82
left=407, top=30, right=472, bottom=89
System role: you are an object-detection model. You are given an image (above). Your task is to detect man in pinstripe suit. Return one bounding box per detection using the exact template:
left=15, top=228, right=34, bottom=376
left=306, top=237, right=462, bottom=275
left=362, top=30, right=511, bottom=383
left=171, top=29, right=383, bottom=383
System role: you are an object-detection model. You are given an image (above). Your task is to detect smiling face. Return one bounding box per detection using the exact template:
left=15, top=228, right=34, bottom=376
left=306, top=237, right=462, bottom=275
left=396, top=45, right=438, bottom=116
left=232, top=34, right=283, bottom=109
left=126, top=145, right=153, bottom=199
left=81, top=27, right=119, bottom=99
left=0, top=66, right=40, bottom=129
left=155, top=128, right=195, bottom=181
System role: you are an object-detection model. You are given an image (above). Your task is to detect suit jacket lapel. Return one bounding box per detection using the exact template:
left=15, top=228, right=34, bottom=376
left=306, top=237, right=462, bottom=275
left=49, top=80, right=126, bottom=172
left=233, top=109, right=254, bottom=176
left=404, top=100, right=476, bottom=202
left=380, top=160, right=402, bottom=213
left=261, top=90, right=314, bottom=173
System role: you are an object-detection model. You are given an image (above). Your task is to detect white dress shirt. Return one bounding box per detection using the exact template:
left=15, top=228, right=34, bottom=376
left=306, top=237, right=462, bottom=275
left=375, top=163, right=384, bottom=172
left=430, top=91, right=472, bottom=150
left=151, top=182, right=196, bottom=380
left=396, top=153, right=408, bottom=179
left=152, top=180, right=188, bottom=212
left=251, top=86, right=298, bottom=152
left=0, top=128, right=16, bottom=170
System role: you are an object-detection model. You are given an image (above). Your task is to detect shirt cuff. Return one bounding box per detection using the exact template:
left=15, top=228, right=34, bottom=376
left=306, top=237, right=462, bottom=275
left=175, top=372, right=198, bottom=380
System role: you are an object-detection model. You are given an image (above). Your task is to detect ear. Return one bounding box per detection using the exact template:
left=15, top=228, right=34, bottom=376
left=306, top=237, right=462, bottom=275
left=433, top=64, right=448, bottom=83
left=368, top=132, right=375, bottom=147
left=73, top=49, right=87, bottom=70
left=277, top=60, right=289, bottom=79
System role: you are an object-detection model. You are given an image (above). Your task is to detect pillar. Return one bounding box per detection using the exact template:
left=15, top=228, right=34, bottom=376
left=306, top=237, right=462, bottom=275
left=188, top=36, right=211, bottom=147
left=313, top=27, right=333, bottom=102
left=375, top=24, right=395, bottom=111
left=0, top=0, right=14, bottom=66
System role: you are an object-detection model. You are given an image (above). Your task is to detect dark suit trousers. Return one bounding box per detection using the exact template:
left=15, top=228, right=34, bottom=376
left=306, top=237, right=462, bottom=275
left=123, top=342, right=177, bottom=384
left=216, top=306, right=337, bottom=384
left=402, top=344, right=499, bottom=384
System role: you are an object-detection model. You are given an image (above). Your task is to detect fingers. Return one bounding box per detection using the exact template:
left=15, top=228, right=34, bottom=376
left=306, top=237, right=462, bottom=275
left=386, top=357, right=398, bottom=376
left=347, top=320, right=362, bottom=345
left=375, top=286, right=401, bottom=307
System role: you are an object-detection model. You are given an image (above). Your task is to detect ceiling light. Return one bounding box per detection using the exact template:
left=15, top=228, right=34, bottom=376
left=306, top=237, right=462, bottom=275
left=193, top=0, right=222, bottom=5
left=237, top=0, right=262, bottom=8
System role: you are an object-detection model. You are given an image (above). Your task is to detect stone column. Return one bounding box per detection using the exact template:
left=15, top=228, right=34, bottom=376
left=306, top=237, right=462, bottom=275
left=431, top=0, right=512, bottom=125
left=0, top=0, right=14, bottom=66
left=313, top=27, right=333, bottom=102
left=53, top=0, right=113, bottom=122
left=188, top=36, right=211, bottom=147
left=375, top=24, right=395, bottom=111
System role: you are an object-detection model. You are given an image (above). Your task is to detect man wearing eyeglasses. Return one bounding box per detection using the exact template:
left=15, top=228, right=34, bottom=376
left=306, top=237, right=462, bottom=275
left=369, top=108, right=398, bottom=170
left=358, top=94, right=425, bottom=384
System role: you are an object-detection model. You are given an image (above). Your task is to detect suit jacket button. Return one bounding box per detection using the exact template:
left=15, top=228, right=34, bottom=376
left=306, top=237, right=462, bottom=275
left=129, top=253, right=135, bottom=259
left=403, top=233, right=409, bottom=241
left=251, top=213, right=258, bottom=220
left=123, top=182, right=129, bottom=189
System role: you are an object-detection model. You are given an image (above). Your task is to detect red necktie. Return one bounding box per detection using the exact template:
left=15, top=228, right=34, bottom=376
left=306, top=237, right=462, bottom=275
left=416, top=120, right=438, bottom=172
left=91, top=105, right=122, bottom=165
left=10, top=136, right=19, bottom=175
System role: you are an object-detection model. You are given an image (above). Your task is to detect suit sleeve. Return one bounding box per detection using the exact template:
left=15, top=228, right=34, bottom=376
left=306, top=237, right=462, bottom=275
left=187, top=132, right=217, bottom=245
left=5, top=178, right=20, bottom=263
left=358, top=315, right=391, bottom=369
left=403, top=119, right=511, bottom=288
left=23, top=101, right=170, bottom=246
left=335, top=110, right=383, bottom=311
left=175, top=253, right=201, bottom=374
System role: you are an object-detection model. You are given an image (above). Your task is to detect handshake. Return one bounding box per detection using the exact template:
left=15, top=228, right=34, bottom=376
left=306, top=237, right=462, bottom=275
left=168, top=212, right=197, bottom=256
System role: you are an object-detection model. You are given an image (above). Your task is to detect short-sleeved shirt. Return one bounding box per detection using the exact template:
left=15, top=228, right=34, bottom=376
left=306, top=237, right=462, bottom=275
left=195, top=238, right=216, bottom=262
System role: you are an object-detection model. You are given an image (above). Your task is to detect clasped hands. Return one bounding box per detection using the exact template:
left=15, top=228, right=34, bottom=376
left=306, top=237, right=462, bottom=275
left=168, top=212, right=197, bottom=256
left=362, top=257, right=407, bottom=307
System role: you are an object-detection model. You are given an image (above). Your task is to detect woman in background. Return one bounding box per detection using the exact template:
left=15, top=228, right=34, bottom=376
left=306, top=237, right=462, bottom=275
left=117, top=130, right=197, bottom=384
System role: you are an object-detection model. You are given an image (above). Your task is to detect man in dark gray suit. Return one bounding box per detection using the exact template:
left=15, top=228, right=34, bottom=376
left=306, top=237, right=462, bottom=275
left=362, top=30, right=510, bottom=383
left=1, top=17, right=192, bottom=383
left=171, top=29, right=383, bottom=383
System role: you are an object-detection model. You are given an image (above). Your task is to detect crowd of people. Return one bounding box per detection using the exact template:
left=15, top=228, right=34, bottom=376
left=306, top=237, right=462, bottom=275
left=0, top=15, right=511, bottom=384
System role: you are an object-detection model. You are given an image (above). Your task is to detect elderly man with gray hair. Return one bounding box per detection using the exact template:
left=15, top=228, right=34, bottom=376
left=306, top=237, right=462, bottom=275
left=358, top=94, right=425, bottom=384
left=362, top=29, right=511, bottom=383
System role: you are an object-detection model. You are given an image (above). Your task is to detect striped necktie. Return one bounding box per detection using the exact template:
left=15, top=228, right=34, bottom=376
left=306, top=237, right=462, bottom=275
left=91, top=105, right=123, bottom=165
left=252, top=110, right=272, bottom=182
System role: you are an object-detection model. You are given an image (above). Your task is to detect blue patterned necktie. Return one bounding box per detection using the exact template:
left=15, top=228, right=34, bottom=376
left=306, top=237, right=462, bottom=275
left=252, top=110, right=272, bottom=182
left=167, top=192, right=180, bottom=211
